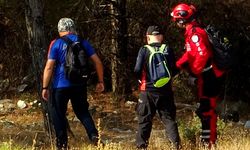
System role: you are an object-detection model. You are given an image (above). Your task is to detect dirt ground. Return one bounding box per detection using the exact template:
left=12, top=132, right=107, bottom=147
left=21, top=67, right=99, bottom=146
left=1, top=90, right=249, bottom=149
left=0, top=92, right=146, bottom=149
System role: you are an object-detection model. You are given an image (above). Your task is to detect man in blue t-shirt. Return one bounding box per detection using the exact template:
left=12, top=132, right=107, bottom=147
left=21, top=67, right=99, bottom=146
left=42, top=18, right=104, bottom=149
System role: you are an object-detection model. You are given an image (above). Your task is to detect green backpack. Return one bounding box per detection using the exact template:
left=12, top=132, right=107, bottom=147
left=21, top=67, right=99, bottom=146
left=145, top=44, right=171, bottom=88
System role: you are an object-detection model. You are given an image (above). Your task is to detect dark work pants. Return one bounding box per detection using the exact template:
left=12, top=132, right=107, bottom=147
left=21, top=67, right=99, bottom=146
left=196, top=69, right=224, bottom=145
left=50, top=86, right=98, bottom=149
left=136, top=91, right=180, bottom=148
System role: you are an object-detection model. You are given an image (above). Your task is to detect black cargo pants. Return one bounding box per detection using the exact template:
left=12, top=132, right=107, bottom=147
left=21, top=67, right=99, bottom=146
left=136, top=91, right=180, bottom=148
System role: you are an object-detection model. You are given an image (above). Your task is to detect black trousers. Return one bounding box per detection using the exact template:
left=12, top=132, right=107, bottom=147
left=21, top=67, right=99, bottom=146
left=136, top=91, right=180, bottom=148
left=50, top=86, right=98, bottom=149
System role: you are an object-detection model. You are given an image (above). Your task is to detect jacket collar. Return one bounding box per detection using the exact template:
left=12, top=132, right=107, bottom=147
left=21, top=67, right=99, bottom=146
left=59, top=32, right=74, bottom=37
left=185, top=21, right=199, bottom=36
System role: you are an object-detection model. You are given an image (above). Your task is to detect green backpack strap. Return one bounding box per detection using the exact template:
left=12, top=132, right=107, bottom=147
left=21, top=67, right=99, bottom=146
left=145, top=44, right=167, bottom=53
left=145, top=44, right=167, bottom=64
left=145, top=45, right=155, bottom=64
left=159, top=44, right=167, bottom=52
left=144, top=45, right=155, bottom=53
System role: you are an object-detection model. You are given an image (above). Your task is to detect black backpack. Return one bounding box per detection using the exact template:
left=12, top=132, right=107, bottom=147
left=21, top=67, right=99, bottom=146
left=205, top=25, right=233, bottom=70
left=61, top=36, right=89, bottom=83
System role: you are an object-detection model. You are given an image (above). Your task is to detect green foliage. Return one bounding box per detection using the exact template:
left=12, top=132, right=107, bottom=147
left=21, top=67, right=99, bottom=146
left=179, top=114, right=227, bottom=143
left=173, top=72, right=197, bottom=103
left=179, top=114, right=201, bottom=143
left=217, top=117, right=227, bottom=136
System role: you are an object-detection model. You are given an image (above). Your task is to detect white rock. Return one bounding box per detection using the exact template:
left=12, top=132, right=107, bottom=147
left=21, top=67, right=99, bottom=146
left=17, top=100, right=27, bottom=109
left=125, top=101, right=136, bottom=107
left=244, top=120, right=250, bottom=128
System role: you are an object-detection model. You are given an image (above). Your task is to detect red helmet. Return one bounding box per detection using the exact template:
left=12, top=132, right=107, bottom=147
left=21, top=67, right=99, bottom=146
left=171, top=3, right=196, bottom=23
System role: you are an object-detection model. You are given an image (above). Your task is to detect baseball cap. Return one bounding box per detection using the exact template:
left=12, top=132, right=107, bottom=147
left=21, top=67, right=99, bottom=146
left=58, top=18, right=76, bottom=33
left=146, top=25, right=163, bottom=35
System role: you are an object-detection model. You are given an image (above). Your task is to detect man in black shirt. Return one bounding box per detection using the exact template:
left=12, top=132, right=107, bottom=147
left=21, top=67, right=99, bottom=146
left=134, top=25, right=180, bottom=149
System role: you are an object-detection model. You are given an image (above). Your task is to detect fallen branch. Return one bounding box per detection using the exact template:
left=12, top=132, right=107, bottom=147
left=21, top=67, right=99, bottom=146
left=175, top=103, right=197, bottom=112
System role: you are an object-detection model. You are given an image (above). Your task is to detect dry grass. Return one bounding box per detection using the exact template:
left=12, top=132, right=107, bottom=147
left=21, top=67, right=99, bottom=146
left=1, top=130, right=249, bottom=150
left=0, top=92, right=250, bottom=150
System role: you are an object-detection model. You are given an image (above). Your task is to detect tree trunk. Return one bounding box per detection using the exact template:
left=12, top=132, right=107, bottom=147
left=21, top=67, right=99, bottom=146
left=24, top=0, right=53, bottom=140
left=110, top=0, right=130, bottom=100
left=110, top=1, right=118, bottom=96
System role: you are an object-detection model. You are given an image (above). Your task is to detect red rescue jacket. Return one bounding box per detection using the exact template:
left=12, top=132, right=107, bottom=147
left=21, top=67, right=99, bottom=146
left=176, top=21, right=224, bottom=77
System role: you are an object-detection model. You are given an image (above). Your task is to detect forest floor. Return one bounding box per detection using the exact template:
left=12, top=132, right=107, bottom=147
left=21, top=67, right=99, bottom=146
left=0, top=90, right=250, bottom=150
left=0, top=91, right=156, bottom=149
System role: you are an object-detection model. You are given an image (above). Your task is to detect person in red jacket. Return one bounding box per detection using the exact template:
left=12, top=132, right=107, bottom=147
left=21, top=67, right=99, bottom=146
left=170, top=3, right=225, bottom=147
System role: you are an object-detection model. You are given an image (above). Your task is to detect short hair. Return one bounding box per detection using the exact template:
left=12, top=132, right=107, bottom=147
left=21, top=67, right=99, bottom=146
left=57, top=18, right=76, bottom=33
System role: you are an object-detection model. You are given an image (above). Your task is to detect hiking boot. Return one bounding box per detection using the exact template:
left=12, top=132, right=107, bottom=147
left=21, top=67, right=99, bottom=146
left=200, top=141, right=211, bottom=149
left=56, top=143, right=68, bottom=150
left=90, top=135, right=99, bottom=146
left=56, top=145, right=69, bottom=150
left=56, top=148, right=67, bottom=150
left=136, top=144, right=147, bottom=150
left=169, top=142, right=181, bottom=150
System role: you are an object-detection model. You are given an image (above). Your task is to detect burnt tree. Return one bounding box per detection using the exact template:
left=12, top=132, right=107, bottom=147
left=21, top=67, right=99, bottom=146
left=24, top=0, right=54, bottom=142
left=110, top=0, right=130, bottom=100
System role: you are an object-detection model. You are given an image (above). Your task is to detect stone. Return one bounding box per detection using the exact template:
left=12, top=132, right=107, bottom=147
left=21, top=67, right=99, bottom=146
left=244, top=120, right=250, bottom=128
left=17, top=100, right=27, bottom=109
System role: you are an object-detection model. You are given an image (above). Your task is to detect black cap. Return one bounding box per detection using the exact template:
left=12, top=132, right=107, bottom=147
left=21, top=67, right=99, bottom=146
left=146, top=25, right=163, bottom=35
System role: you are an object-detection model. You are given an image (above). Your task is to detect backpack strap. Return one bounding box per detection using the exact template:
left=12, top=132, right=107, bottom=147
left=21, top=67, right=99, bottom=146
left=145, top=44, right=168, bottom=65
left=159, top=44, right=167, bottom=52
left=145, top=44, right=167, bottom=53
left=60, top=36, right=84, bottom=55
left=145, top=45, right=155, bottom=53
left=60, top=35, right=74, bottom=45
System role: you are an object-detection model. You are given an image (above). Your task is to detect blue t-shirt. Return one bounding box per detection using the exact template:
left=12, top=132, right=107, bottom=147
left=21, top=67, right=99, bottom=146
left=47, top=34, right=95, bottom=88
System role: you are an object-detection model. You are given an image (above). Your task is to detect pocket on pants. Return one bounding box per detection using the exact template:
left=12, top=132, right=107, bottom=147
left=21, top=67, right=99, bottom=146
left=137, top=102, right=148, bottom=116
left=137, top=93, right=149, bottom=116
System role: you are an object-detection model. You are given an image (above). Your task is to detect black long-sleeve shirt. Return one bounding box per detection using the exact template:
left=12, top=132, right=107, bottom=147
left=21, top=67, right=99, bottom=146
left=134, top=42, right=178, bottom=93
